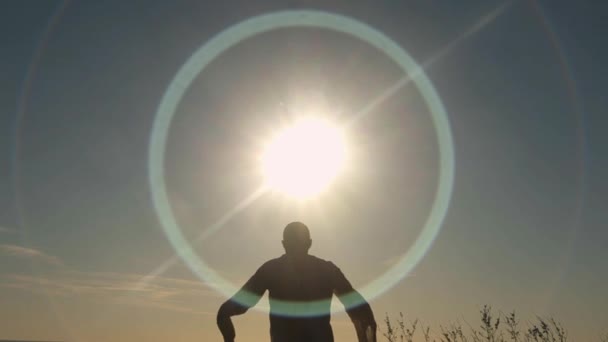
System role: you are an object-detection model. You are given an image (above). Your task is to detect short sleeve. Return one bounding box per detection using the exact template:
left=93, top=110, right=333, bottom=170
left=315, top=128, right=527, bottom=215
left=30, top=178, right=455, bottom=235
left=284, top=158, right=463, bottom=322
left=242, top=263, right=269, bottom=296
left=327, top=261, right=355, bottom=296
left=226, top=262, right=270, bottom=311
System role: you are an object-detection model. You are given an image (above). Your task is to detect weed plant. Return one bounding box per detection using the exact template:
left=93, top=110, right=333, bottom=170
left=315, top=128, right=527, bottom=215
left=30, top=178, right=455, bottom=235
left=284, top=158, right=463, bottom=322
left=381, top=305, right=605, bottom=342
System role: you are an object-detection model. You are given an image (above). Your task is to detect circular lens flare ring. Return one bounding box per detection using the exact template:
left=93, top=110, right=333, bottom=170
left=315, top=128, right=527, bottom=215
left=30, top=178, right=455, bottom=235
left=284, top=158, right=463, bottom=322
left=261, top=117, right=347, bottom=199
left=149, top=9, right=454, bottom=317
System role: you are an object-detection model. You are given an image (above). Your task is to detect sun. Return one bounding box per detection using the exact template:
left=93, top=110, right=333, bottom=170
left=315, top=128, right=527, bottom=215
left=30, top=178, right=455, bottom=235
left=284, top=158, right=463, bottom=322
left=260, top=117, right=348, bottom=199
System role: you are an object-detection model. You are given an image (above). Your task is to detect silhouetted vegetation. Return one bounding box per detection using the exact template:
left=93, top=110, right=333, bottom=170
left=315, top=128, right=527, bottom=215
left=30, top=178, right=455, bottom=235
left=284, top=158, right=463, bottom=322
left=382, top=305, right=605, bottom=342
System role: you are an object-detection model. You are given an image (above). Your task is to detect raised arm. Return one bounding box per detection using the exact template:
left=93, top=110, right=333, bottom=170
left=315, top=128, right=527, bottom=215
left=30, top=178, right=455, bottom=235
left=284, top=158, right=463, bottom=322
left=329, top=262, right=377, bottom=342
left=217, top=266, right=268, bottom=342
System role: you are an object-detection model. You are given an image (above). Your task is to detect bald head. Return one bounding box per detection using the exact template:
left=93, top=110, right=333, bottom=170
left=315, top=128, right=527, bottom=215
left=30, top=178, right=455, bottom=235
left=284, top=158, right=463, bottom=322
left=282, top=222, right=312, bottom=255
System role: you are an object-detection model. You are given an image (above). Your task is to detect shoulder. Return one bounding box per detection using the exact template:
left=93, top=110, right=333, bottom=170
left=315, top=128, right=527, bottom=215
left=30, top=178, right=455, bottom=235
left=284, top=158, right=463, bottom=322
left=257, top=256, right=285, bottom=272
left=308, top=255, right=340, bottom=271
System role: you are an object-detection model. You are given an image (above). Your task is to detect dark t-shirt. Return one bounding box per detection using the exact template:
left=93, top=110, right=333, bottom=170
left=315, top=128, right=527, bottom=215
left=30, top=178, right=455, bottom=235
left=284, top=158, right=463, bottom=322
left=240, top=254, right=358, bottom=342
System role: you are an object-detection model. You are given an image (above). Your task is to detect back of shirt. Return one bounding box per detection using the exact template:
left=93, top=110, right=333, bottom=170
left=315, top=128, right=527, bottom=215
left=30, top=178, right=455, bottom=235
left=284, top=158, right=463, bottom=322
left=244, top=254, right=349, bottom=341
left=219, top=253, right=375, bottom=342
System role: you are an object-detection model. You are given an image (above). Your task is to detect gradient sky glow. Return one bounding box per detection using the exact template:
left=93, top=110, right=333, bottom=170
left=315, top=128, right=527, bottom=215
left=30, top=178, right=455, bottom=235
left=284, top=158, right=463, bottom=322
left=1, top=1, right=607, bottom=341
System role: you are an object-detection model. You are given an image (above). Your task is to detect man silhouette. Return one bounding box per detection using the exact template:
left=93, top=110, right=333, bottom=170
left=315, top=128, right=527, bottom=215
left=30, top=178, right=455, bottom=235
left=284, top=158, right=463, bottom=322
left=217, top=221, right=376, bottom=342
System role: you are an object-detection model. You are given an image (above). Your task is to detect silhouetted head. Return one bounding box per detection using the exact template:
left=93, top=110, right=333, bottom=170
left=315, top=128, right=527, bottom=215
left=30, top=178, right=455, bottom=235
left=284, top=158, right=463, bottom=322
left=282, top=221, right=312, bottom=256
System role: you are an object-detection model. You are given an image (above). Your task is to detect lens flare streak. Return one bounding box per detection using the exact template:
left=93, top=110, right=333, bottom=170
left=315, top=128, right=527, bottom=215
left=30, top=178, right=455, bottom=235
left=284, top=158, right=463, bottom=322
left=346, top=1, right=513, bottom=127
left=135, top=185, right=268, bottom=290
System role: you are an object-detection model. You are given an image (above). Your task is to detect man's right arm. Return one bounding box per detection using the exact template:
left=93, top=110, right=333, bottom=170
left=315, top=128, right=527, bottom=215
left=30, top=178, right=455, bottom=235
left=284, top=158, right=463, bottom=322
left=329, top=262, right=377, bottom=342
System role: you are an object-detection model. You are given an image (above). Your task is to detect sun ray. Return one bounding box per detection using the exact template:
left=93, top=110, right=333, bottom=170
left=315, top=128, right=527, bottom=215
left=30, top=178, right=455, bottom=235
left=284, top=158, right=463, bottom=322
left=345, top=1, right=514, bottom=128
left=135, top=185, right=268, bottom=290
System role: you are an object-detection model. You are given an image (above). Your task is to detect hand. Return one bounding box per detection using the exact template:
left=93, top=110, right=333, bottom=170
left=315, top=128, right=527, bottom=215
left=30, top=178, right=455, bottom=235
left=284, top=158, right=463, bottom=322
left=366, top=325, right=376, bottom=342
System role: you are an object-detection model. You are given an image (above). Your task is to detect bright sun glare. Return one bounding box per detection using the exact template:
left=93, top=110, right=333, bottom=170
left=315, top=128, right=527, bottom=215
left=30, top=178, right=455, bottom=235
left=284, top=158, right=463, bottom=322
left=261, top=117, right=347, bottom=199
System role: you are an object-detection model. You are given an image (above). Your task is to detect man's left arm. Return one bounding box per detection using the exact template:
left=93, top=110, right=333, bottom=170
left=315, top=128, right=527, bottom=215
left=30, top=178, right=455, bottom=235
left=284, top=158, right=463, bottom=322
left=217, top=266, right=268, bottom=342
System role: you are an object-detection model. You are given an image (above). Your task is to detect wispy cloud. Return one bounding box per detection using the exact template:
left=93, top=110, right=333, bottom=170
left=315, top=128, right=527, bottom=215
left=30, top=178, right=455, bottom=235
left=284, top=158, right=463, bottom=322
left=0, top=244, right=64, bottom=266
left=0, top=245, right=221, bottom=315
left=0, top=226, right=16, bottom=234
left=1, top=270, right=220, bottom=315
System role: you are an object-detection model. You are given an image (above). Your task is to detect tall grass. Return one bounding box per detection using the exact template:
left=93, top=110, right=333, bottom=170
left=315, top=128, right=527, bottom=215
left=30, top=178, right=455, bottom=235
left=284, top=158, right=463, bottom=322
left=381, top=305, right=606, bottom=342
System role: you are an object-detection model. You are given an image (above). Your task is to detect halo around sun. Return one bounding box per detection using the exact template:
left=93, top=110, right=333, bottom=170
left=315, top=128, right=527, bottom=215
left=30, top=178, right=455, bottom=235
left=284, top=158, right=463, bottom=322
left=150, top=10, right=454, bottom=316
left=260, top=117, right=347, bottom=199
